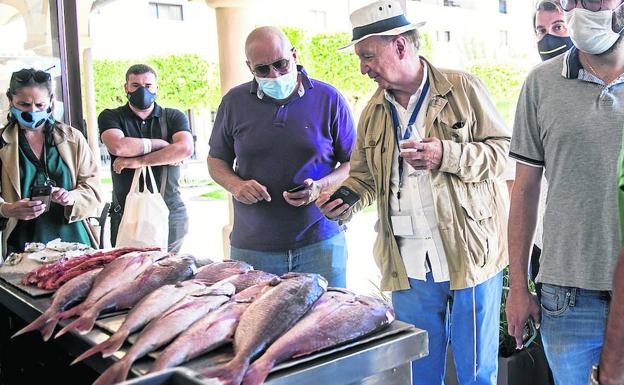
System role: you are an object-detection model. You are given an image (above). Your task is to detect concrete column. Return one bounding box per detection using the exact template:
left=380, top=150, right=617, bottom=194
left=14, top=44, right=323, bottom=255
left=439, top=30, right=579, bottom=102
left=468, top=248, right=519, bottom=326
left=205, top=0, right=255, bottom=259
left=82, top=47, right=101, bottom=164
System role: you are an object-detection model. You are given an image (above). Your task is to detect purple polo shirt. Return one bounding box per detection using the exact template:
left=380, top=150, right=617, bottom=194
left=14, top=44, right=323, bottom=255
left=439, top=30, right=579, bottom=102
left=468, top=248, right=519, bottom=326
left=209, top=66, right=355, bottom=251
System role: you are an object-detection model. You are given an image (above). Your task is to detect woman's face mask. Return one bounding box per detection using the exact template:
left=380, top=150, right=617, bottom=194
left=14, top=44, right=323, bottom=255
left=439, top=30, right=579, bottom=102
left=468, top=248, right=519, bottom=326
left=9, top=87, right=54, bottom=130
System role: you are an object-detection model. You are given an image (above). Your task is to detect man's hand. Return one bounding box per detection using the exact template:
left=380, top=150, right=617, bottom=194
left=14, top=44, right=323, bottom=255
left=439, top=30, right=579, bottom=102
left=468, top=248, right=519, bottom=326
left=283, top=178, right=320, bottom=207
left=316, top=192, right=352, bottom=221
left=399, top=137, right=443, bottom=170
left=113, top=157, right=143, bottom=174
left=231, top=179, right=271, bottom=204
left=506, top=288, right=541, bottom=349
left=3, top=199, right=46, bottom=220
left=51, top=187, right=74, bottom=207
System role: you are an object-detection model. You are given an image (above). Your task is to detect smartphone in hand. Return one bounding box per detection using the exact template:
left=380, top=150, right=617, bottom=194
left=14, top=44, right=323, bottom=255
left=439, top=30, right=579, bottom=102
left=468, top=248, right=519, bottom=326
left=30, top=185, right=52, bottom=213
left=328, top=186, right=360, bottom=207
left=287, top=184, right=307, bottom=193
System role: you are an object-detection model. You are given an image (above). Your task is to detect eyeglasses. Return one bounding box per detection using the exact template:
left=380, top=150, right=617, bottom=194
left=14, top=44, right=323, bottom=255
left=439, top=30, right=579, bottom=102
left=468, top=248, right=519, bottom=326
left=561, top=0, right=611, bottom=11
left=12, top=68, right=52, bottom=84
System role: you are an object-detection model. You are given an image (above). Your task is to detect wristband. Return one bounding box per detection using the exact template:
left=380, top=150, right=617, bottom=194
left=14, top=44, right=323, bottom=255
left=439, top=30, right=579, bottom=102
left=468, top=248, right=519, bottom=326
left=143, top=138, right=152, bottom=155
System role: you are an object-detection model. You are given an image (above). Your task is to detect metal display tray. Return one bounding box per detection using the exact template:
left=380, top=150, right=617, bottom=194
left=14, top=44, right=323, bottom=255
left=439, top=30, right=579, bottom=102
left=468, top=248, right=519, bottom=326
left=119, top=368, right=205, bottom=385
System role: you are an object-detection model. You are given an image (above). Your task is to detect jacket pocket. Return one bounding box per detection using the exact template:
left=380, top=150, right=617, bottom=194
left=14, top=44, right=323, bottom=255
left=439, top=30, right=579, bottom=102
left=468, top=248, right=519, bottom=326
left=363, top=128, right=384, bottom=176
left=460, top=189, right=495, bottom=267
left=438, top=115, right=471, bottom=143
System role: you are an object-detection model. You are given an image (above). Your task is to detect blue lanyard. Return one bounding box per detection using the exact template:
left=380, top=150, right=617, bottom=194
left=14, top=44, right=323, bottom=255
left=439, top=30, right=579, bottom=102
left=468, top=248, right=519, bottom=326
left=388, top=78, right=430, bottom=186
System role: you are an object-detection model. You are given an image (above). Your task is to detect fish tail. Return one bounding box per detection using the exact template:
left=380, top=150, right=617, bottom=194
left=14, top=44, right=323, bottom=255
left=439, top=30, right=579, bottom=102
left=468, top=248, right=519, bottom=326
left=242, top=358, right=273, bottom=385
left=91, top=360, right=126, bottom=385
left=11, top=313, right=48, bottom=339
left=100, top=330, right=128, bottom=357
left=40, top=318, right=59, bottom=342
left=54, top=316, right=82, bottom=339
left=54, top=304, right=83, bottom=321
left=201, top=359, right=247, bottom=385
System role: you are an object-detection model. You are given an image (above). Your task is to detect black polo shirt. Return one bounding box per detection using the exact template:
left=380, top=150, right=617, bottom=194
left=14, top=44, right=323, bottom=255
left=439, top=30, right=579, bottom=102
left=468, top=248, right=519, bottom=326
left=98, top=103, right=190, bottom=212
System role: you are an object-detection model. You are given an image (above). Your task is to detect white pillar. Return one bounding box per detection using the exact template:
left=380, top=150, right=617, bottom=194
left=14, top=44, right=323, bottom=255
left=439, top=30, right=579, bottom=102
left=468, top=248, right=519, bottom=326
left=82, top=47, right=101, bottom=165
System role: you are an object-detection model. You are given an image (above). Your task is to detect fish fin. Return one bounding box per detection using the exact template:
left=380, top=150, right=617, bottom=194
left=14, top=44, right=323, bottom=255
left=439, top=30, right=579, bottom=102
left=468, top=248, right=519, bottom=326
left=11, top=313, right=48, bottom=339
left=55, top=304, right=83, bottom=321
left=242, top=358, right=273, bottom=385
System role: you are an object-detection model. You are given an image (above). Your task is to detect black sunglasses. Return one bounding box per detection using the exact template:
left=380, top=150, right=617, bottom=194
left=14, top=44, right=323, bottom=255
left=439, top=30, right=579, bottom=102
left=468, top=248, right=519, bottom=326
left=561, top=0, right=611, bottom=11
left=252, top=58, right=291, bottom=77
left=12, top=68, right=52, bottom=84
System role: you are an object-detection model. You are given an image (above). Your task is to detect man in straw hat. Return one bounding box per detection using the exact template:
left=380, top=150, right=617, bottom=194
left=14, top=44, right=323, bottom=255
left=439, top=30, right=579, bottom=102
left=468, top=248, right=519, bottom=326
left=318, top=1, right=510, bottom=384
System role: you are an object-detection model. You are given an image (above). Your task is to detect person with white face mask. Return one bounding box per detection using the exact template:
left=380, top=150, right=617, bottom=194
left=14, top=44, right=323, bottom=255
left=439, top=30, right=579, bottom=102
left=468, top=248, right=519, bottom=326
left=207, top=27, right=356, bottom=287
left=506, top=1, right=624, bottom=384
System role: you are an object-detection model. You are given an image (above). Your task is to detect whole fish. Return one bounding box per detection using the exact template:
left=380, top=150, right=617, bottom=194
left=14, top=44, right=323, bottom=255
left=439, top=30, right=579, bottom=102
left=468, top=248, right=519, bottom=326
left=194, top=260, right=253, bottom=283
left=11, top=268, right=103, bottom=341
left=91, top=282, right=236, bottom=385
left=218, top=270, right=277, bottom=293
left=53, top=250, right=169, bottom=325
left=242, top=289, right=395, bottom=385
left=72, top=279, right=215, bottom=364
left=57, top=255, right=197, bottom=337
left=150, top=277, right=280, bottom=372
left=201, top=273, right=327, bottom=385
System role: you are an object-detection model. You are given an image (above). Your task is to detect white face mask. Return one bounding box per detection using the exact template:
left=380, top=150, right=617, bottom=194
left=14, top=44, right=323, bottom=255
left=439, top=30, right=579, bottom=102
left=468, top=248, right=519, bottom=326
left=254, top=60, right=298, bottom=100
left=565, top=8, right=621, bottom=55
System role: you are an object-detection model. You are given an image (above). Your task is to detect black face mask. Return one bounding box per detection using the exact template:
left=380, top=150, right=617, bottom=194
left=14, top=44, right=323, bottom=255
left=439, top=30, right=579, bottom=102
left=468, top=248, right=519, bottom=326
left=127, top=86, right=156, bottom=110
left=538, top=34, right=574, bottom=61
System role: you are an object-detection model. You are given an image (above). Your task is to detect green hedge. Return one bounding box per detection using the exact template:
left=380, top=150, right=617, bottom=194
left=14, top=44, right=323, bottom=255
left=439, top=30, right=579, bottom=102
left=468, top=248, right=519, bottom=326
left=93, top=54, right=221, bottom=114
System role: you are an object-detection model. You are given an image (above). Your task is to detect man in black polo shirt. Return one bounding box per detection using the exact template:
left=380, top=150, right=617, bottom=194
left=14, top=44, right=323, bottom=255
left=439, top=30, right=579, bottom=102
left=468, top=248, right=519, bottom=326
left=98, top=64, right=193, bottom=252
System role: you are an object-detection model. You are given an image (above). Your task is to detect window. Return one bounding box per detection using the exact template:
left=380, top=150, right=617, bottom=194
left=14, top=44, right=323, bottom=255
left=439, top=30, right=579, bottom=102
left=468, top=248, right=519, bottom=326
left=443, top=0, right=461, bottom=7
left=436, top=30, right=451, bottom=42
left=499, top=0, right=507, bottom=13
left=500, top=30, right=508, bottom=46
left=149, top=2, right=183, bottom=21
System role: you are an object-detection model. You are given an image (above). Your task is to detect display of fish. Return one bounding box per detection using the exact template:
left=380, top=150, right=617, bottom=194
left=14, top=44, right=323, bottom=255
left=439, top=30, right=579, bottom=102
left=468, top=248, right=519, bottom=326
left=150, top=277, right=280, bottom=373
left=194, top=260, right=253, bottom=283
left=52, top=250, right=169, bottom=325
left=57, top=255, right=197, bottom=338
left=200, top=273, right=327, bottom=385
left=242, top=289, right=395, bottom=385
left=91, top=282, right=236, bottom=385
left=11, top=268, right=103, bottom=341
left=72, top=279, right=216, bottom=365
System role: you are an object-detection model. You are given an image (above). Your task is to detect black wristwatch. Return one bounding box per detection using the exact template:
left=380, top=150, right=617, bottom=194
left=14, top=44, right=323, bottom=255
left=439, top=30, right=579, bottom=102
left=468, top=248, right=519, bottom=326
left=591, top=365, right=601, bottom=385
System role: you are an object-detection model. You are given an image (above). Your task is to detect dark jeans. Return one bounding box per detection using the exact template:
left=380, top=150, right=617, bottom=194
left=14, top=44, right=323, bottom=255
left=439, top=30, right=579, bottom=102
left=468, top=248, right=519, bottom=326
left=110, top=205, right=188, bottom=253
left=530, top=244, right=542, bottom=299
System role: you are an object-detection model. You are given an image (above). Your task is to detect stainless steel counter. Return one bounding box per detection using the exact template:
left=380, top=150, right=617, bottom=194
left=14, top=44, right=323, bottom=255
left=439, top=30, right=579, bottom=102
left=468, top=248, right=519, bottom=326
left=0, top=279, right=428, bottom=385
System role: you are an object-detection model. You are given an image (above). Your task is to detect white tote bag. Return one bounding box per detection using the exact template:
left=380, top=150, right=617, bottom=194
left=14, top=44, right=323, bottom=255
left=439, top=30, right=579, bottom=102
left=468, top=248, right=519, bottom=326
left=116, top=166, right=169, bottom=250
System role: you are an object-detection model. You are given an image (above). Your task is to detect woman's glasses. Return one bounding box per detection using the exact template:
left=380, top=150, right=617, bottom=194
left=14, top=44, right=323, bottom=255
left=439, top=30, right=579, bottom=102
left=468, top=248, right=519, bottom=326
left=560, top=0, right=610, bottom=11
left=252, top=58, right=291, bottom=77
left=12, top=69, right=52, bottom=84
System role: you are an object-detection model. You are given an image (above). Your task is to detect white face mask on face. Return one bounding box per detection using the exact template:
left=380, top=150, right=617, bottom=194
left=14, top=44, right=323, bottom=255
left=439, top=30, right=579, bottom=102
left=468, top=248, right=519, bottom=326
left=565, top=8, right=621, bottom=55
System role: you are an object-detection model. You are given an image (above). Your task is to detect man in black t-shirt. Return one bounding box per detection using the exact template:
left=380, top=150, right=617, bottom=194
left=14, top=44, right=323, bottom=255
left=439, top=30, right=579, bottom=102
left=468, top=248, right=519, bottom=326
left=98, top=64, right=193, bottom=252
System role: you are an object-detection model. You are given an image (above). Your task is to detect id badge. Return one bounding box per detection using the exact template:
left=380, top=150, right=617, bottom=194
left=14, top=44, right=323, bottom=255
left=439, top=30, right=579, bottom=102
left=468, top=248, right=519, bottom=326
left=391, top=215, right=414, bottom=236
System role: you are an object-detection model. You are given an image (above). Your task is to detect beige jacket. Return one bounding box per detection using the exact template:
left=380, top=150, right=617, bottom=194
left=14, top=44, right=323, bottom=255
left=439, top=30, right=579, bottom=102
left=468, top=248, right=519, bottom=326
left=0, top=122, right=102, bottom=256
left=343, top=59, right=511, bottom=291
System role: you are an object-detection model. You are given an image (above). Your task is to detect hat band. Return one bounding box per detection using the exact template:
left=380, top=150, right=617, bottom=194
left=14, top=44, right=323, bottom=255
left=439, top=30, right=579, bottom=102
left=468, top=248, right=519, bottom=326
left=351, top=15, right=411, bottom=41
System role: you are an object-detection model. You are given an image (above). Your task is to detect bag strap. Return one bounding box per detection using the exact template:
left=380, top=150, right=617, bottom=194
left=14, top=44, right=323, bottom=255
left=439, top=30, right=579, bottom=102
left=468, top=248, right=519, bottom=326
left=128, top=166, right=159, bottom=195
left=159, top=108, right=168, bottom=197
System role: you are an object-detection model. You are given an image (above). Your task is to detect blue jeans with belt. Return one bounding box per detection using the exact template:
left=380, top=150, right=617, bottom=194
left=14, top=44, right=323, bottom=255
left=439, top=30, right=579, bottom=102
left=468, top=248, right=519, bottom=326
left=229, top=232, right=348, bottom=288
left=392, top=271, right=503, bottom=385
left=539, top=284, right=610, bottom=385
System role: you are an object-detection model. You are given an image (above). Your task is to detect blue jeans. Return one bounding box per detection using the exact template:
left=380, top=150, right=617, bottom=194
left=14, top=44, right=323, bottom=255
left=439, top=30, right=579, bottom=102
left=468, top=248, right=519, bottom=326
left=392, top=271, right=502, bottom=385
left=539, top=284, right=610, bottom=385
left=229, top=232, right=347, bottom=288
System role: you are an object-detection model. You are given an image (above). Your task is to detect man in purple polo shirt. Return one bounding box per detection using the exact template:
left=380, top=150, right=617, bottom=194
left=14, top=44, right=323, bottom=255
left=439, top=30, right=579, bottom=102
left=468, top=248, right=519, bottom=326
left=207, top=26, right=356, bottom=287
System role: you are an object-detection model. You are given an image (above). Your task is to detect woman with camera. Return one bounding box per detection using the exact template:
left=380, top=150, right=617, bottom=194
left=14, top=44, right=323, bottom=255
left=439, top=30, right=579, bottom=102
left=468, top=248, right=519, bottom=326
left=0, top=68, right=101, bottom=257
